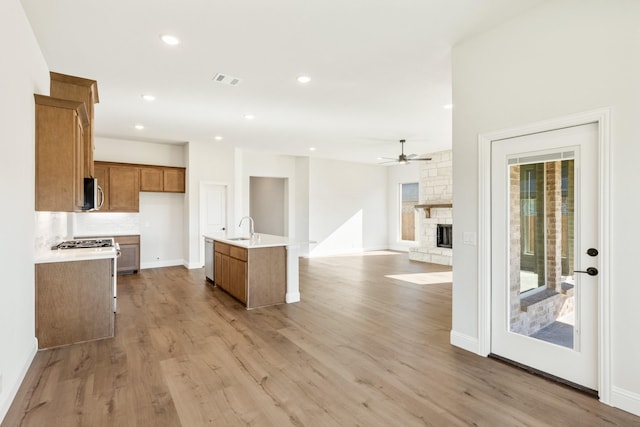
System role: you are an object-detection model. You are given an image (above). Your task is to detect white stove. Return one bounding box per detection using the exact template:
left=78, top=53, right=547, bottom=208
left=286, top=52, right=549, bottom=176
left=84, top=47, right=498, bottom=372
left=50, top=237, right=119, bottom=313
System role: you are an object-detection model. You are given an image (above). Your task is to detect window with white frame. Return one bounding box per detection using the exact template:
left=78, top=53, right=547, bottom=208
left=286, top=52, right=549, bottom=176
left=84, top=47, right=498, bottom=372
left=400, top=182, right=418, bottom=241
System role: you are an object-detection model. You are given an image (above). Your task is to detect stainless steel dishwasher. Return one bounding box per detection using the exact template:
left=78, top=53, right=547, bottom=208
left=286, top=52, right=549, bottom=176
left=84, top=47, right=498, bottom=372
left=204, top=237, right=214, bottom=282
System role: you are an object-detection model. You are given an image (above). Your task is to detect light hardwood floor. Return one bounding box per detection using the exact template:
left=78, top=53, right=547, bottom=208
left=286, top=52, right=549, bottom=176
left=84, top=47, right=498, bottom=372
left=4, top=252, right=639, bottom=426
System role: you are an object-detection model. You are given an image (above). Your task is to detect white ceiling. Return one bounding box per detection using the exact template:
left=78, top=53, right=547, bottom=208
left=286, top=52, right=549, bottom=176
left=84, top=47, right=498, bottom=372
left=21, top=0, right=545, bottom=164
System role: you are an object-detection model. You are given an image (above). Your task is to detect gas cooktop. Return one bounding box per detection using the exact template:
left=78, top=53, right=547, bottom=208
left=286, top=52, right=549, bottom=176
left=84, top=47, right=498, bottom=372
left=52, top=238, right=114, bottom=250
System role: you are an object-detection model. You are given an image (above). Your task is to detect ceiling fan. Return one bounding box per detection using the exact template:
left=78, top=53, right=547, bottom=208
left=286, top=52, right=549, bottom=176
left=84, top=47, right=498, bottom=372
left=380, top=139, right=431, bottom=164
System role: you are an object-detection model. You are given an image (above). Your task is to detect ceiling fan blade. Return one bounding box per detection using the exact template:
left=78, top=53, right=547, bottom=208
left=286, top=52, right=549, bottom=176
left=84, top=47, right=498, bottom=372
left=408, top=157, right=432, bottom=161
left=378, top=160, right=398, bottom=164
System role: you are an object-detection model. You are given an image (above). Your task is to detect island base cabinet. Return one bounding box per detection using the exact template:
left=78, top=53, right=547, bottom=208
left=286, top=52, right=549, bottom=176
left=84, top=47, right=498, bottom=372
left=246, top=247, right=286, bottom=309
left=213, top=243, right=286, bottom=309
left=229, top=257, right=247, bottom=304
left=36, top=258, right=114, bottom=349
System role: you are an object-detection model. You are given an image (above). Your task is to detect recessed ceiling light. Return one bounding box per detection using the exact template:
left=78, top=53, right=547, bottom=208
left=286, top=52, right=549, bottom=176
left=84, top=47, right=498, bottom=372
left=141, top=94, right=156, bottom=101
left=309, top=147, right=316, bottom=151
left=160, top=34, right=180, bottom=46
left=297, top=75, right=311, bottom=84
left=214, top=136, right=223, bottom=141
left=134, top=124, right=145, bottom=130
left=443, top=104, right=454, bottom=110
left=243, top=114, right=255, bottom=120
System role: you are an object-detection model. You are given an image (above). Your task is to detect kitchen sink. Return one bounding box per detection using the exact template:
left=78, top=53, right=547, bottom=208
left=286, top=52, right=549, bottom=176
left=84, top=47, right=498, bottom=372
left=228, top=237, right=250, bottom=241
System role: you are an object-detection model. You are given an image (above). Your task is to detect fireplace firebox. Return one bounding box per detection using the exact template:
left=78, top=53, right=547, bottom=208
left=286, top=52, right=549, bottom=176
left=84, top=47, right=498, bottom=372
left=437, top=224, right=452, bottom=249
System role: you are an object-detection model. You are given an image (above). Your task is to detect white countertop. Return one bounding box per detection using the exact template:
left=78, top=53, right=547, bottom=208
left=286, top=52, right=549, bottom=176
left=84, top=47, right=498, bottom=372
left=35, top=246, right=118, bottom=264
left=203, top=233, right=296, bottom=249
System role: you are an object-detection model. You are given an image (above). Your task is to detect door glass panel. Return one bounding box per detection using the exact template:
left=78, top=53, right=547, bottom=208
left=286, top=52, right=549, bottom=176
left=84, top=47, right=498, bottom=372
left=509, top=155, right=575, bottom=349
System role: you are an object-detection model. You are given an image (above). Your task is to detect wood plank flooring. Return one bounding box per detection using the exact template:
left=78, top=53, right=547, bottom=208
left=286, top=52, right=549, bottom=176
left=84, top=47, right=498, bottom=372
left=4, top=252, right=639, bottom=426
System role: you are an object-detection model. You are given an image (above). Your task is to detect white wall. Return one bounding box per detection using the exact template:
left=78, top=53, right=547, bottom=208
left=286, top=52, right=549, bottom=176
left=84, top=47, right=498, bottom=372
left=386, top=162, right=420, bottom=251
left=186, top=140, right=236, bottom=268
left=294, top=157, right=310, bottom=256
left=93, top=137, right=186, bottom=268
left=309, top=158, right=388, bottom=256
left=0, top=0, right=49, bottom=421
left=139, top=192, right=184, bottom=268
left=451, top=0, right=640, bottom=415
left=250, top=177, right=286, bottom=236
left=236, top=153, right=390, bottom=257
left=236, top=151, right=298, bottom=238
left=94, top=136, right=185, bottom=166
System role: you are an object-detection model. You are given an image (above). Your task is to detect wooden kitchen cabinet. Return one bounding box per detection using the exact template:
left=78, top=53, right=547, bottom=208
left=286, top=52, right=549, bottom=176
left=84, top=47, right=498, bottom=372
left=229, top=256, right=247, bottom=303
left=139, top=165, right=186, bottom=193
left=109, top=165, right=139, bottom=211
left=163, top=167, right=186, bottom=192
left=95, top=162, right=185, bottom=209
left=36, top=258, right=114, bottom=349
left=214, top=242, right=230, bottom=292
left=94, top=162, right=139, bottom=212
left=139, top=167, right=163, bottom=192
left=115, top=235, right=140, bottom=274
left=35, top=95, right=89, bottom=212
left=49, top=72, right=99, bottom=178
left=213, top=241, right=284, bottom=308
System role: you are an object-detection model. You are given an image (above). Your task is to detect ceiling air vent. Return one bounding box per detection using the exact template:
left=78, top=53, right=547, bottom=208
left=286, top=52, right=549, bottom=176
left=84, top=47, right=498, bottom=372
left=213, top=73, right=242, bottom=86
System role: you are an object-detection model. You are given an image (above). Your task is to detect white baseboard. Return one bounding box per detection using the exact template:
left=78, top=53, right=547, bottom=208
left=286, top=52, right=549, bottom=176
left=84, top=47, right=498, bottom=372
left=450, top=330, right=480, bottom=354
left=306, top=245, right=389, bottom=258
left=611, top=386, right=640, bottom=417
left=286, top=292, right=300, bottom=303
left=140, top=259, right=185, bottom=270
left=0, top=337, right=37, bottom=424
left=387, top=244, right=411, bottom=252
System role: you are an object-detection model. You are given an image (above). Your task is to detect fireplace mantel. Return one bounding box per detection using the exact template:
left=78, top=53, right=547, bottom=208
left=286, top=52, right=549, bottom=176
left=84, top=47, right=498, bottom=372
left=414, top=203, right=453, bottom=218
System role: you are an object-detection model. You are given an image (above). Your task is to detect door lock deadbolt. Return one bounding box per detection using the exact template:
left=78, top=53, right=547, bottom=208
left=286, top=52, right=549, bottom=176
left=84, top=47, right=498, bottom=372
left=586, top=248, right=598, bottom=257
left=574, top=267, right=598, bottom=276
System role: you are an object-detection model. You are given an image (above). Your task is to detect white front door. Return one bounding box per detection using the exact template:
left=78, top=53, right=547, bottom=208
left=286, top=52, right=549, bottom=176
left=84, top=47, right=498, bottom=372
left=491, top=123, right=599, bottom=390
left=199, top=183, right=227, bottom=265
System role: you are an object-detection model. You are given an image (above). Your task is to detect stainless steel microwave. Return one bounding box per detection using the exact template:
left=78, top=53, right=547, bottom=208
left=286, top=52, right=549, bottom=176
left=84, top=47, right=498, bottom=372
left=82, top=177, right=104, bottom=211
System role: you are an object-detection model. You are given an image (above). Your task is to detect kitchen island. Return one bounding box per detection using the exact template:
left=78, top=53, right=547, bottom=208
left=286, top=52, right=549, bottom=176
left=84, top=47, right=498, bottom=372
left=203, top=233, right=300, bottom=309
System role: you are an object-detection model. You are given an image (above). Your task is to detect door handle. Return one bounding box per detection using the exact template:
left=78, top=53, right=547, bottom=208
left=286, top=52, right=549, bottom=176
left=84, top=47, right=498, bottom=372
left=574, top=267, right=598, bottom=276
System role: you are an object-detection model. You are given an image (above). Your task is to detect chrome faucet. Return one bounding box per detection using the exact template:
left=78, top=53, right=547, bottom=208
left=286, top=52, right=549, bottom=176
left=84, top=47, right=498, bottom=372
left=238, top=216, right=255, bottom=237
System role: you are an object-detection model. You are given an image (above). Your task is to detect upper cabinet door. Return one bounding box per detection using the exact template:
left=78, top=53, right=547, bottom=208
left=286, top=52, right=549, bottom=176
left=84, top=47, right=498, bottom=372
left=108, top=165, right=139, bottom=212
left=49, top=72, right=99, bottom=178
left=163, top=168, right=186, bottom=193
left=34, top=95, right=88, bottom=212
left=139, top=167, right=163, bottom=192
left=139, top=166, right=186, bottom=193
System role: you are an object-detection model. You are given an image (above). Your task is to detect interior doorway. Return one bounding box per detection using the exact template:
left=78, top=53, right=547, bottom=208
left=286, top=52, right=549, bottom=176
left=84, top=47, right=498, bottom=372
left=249, top=176, right=287, bottom=236
left=199, top=183, right=227, bottom=266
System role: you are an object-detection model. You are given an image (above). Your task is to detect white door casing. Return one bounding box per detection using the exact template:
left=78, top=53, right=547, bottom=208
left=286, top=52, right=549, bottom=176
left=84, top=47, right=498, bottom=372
left=199, top=183, right=227, bottom=266
left=476, top=108, right=611, bottom=403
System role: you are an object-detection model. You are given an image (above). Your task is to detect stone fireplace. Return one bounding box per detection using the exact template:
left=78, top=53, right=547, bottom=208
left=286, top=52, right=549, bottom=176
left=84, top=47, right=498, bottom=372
left=409, top=150, right=453, bottom=265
